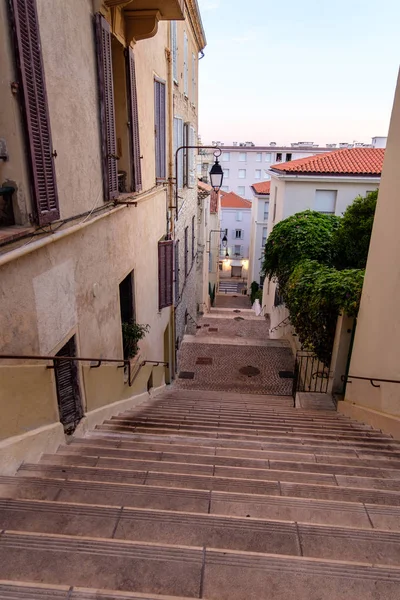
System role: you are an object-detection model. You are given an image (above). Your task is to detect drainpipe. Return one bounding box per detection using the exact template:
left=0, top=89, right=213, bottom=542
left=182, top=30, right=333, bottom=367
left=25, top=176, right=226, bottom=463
left=165, top=45, right=174, bottom=240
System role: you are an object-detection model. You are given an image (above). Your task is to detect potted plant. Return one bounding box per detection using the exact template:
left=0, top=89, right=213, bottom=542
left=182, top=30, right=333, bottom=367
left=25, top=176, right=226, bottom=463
left=122, top=320, right=150, bottom=359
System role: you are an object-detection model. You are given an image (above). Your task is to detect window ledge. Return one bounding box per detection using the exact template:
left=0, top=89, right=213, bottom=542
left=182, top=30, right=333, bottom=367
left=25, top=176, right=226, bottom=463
left=0, top=225, right=34, bottom=245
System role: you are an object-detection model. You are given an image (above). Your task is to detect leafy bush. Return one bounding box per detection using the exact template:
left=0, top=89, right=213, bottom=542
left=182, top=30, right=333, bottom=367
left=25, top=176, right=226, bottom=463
left=122, top=321, right=150, bottom=359
left=250, top=281, right=259, bottom=303
left=333, top=191, right=378, bottom=270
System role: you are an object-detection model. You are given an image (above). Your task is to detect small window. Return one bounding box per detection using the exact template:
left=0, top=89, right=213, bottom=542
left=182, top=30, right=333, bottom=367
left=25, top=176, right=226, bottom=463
left=234, top=245, right=241, bottom=256
left=238, top=169, right=246, bottom=179
left=265, top=153, right=271, bottom=162
left=256, top=153, right=262, bottom=162
left=239, top=152, right=247, bottom=162
left=223, top=168, right=229, bottom=178
left=264, top=201, right=269, bottom=220
left=263, top=171, right=271, bottom=180
left=155, top=79, right=166, bottom=179
left=285, top=153, right=292, bottom=161
left=219, top=261, right=223, bottom=271
left=222, top=152, right=230, bottom=162
left=236, top=211, right=243, bottom=222
left=262, top=227, right=268, bottom=247
left=276, top=153, right=282, bottom=162
left=273, top=186, right=277, bottom=222
left=235, top=229, right=243, bottom=239
left=237, top=186, right=245, bottom=196
left=184, top=226, right=189, bottom=278
left=255, top=170, right=261, bottom=179
left=314, top=190, right=337, bottom=214
left=221, top=186, right=229, bottom=192
left=191, top=215, right=195, bottom=263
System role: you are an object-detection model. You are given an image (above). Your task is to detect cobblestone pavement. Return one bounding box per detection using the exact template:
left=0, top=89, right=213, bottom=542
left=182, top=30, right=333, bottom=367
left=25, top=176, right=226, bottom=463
left=215, top=294, right=251, bottom=309
left=175, top=308, right=294, bottom=396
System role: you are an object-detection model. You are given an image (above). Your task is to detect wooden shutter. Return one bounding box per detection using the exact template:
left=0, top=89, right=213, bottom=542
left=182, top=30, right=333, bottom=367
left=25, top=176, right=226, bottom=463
left=127, top=47, right=142, bottom=192
left=171, top=21, right=178, bottom=82
left=184, top=226, right=188, bottom=278
left=183, top=31, right=188, bottom=96
left=191, top=215, right=195, bottom=262
left=10, top=0, right=59, bottom=225
left=54, top=337, right=83, bottom=430
left=174, top=239, right=180, bottom=304
left=158, top=239, right=173, bottom=309
left=154, top=80, right=166, bottom=179
left=95, top=13, right=118, bottom=201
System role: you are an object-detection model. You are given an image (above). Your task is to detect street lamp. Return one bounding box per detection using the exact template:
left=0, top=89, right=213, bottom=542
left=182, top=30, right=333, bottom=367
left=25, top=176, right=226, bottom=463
left=209, top=152, right=224, bottom=192
left=221, top=234, right=228, bottom=248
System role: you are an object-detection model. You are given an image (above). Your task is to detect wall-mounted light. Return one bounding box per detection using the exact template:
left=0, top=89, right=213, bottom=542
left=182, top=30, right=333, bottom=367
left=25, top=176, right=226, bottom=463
left=209, top=150, right=224, bottom=192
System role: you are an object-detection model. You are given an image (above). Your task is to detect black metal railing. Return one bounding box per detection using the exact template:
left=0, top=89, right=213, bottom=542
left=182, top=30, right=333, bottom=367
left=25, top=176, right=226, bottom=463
left=342, top=374, right=400, bottom=388
left=292, top=351, right=330, bottom=401
left=0, top=355, right=168, bottom=388
left=269, top=315, right=290, bottom=334
left=185, top=310, right=198, bottom=329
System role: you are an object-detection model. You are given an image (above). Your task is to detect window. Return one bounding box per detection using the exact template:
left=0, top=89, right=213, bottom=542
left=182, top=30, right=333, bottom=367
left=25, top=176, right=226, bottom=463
left=236, top=211, right=243, bottom=222
left=184, top=122, right=196, bottom=187
left=171, top=21, right=178, bottom=82
left=235, top=229, right=243, bottom=239
left=183, top=31, right=188, bottom=96
left=263, top=171, right=271, bottom=180
left=154, top=79, right=166, bottom=179
left=314, top=190, right=337, bottom=214
left=256, top=153, right=262, bottom=162
left=221, top=186, right=229, bottom=192
left=54, top=336, right=83, bottom=430
left=219, top=262, right=223, bottom=271
left=234, top=245, right=242, bottom=256
left=9, top=0, right=60, bottom=223
left=222, top=152, right=230, bottom=162
left=238, top=169, right=246, bottom=179
left=255, top=170, right=261, bottom=179
left=276, top=153, right=282, bottom=162
left=192, top=53, right=196, bottom=104
left=158, top=239, right=174, bottom=309
left=239, top=152, right=247, bottom=162
left=285, top=153, right=292, bottom=161
left=191, top=215, right=195, bottom=263
left=237, top=186, right=245, bottom=196
left=174, top=240, right=180, bottom=304
left=264, top=201, right=269, bottom=220
left=265, top=153, right=271, bottom=162
left=174, top=117, right=184, bottom=188
left=262, top=227, right=268, bottom=247
left=273, top=186, right=277, bottom=222
left=184, top=226, right=189, bottom=278
left=126, top=48, right=142, bottom=192
left=223, top=169, right=229, bottom=178
left=119, top=270, right=136, bottom=358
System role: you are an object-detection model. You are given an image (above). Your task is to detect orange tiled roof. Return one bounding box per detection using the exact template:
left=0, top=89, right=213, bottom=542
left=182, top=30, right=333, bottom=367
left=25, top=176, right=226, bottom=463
left=270, top=148, right=384, bottom=176
left=251, top=181, right=271, bottom=195
left=220, top=192, right=252, bottom=209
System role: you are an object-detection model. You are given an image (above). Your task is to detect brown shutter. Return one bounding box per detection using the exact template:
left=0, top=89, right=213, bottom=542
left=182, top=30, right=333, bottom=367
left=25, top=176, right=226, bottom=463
left=127, top=47, right=142, bottom=192
left=95, top=13, right=118, bottom=201
left=10, top=0, right=59, bottom=225
left=158, top=239, right=173, bottom=309
left=154, top=80, right=166, bottom=179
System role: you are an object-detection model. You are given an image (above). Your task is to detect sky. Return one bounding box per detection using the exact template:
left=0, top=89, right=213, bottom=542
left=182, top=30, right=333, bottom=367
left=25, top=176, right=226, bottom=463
left=197, top=0, right=400, bottom=146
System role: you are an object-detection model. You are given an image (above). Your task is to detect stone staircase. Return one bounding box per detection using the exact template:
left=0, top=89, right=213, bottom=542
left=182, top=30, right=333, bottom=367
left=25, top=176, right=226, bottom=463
left=1, top=389, right=400, bottom=599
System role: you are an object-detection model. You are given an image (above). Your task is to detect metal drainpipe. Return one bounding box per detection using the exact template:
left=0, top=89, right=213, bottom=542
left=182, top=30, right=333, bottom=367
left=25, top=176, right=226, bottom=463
left=165, top=45, right=174, bottom=240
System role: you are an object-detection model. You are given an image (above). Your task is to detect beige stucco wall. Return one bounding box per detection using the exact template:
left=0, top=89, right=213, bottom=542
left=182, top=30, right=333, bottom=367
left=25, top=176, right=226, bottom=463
left=340, top=73, right=400, bottom=429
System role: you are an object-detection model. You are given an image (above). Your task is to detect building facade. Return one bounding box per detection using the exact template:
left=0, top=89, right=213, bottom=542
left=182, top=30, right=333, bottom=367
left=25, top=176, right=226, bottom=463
left=0, top=0, right=205, bottom=473
left=262, top=148, right=383, bottom=319
left=249, top=181, right=270, bottom=286
left=219, top=192, right=251, bottom=280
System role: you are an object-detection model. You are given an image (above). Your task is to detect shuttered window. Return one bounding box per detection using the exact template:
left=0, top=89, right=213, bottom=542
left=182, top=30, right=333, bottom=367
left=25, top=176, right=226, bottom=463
left=184, top=226, right=189, bottom=278
left=158, top=239, right=174, bottom=309
left=54, top=337, right=83, bottom=431
left=174, top=239, right=180, bottom=304
left=10, top=0, right=59, bottom=225
left=191, top=215, right=195, bottom=263
left=154, top=80, right=166, bottom=179
left=183, top=31, right=188, bottom=96
left=174, top=117, right=184, bottom=189
left=127, top=48, right=142, bottom=192
left=95, top=14, right=118, bottom=201
left=192, top=53, right=196, bottom=104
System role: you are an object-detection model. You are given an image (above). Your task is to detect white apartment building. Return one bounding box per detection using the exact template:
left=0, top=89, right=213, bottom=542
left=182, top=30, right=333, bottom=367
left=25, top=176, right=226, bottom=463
left=249, top=182, right=270, bottom=285
left=219, top=192, right=251, bottom=280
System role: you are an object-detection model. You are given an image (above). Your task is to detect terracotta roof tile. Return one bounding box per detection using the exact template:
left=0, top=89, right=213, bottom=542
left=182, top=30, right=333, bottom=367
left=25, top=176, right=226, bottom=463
left=270, top=148, right=384, bottom=176
left=220, top=192, right=252, bottom=209
left=251, top=181, right=271, bottom=195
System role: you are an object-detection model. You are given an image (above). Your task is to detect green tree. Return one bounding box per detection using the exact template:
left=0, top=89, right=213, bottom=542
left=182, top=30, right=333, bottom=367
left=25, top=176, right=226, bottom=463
left=333, top=190, right=378, bottom=270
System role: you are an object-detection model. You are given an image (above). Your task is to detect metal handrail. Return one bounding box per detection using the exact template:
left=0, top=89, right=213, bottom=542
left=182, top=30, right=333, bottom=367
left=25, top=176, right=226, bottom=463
left=342, top=374, right=400, bottom=389
left=185, top=311, right=198, bottom=328
left=0, top=355, right=168, bottom=388
left=269, top=315, right=291, bottom=333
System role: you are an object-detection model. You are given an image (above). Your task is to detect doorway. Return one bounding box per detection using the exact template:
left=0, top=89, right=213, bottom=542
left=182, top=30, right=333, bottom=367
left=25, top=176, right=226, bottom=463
left=231, top=265, right=242, bottom=278
left=54, top=336, right=83, bottom=432
left=119, top=270, right=135, bottom=359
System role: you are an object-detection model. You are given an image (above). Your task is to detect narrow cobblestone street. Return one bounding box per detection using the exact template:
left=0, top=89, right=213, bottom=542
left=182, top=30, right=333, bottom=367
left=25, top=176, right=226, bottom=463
left=176, top=296, right=294, bottom=395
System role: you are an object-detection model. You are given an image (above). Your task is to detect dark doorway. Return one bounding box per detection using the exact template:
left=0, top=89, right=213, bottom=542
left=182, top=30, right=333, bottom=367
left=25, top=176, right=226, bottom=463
left=120, top=270, right=135, bottom=359
left=54, top=336, right=83, bottom=433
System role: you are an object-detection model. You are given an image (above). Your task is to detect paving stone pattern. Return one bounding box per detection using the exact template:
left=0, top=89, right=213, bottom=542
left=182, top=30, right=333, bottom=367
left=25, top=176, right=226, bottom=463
left=198, top=317, right=271, bottom=340
left=215, top=294, right=251, bottom=309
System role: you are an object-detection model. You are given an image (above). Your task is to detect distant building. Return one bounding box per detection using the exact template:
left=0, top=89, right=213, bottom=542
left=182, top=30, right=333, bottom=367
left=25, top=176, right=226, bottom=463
left=219, top=192, right=252, bottom=280
left=248, top=182, right=271, bottom=286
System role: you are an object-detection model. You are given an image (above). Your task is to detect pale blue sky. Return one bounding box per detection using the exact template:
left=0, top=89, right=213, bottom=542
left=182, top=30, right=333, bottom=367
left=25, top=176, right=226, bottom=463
left=197, top=0, right=399, bottom=146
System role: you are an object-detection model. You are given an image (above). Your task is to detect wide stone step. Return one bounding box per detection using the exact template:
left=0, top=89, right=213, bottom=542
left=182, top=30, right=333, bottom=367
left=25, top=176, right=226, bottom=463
left=3, top=475, right=400, bottom=528
left=87, top=430, right=400, bottom=458
left=53, top=446, right=400, bottom=480
left=0, top=582, right=193, bottom=600
left=2, top=498, right=400, bottom=566
left=1, top=531, right=400, bottom=599
left=97, top=423, right=399, bottom=449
